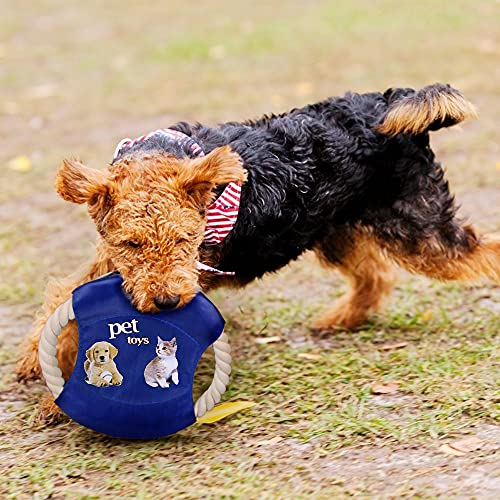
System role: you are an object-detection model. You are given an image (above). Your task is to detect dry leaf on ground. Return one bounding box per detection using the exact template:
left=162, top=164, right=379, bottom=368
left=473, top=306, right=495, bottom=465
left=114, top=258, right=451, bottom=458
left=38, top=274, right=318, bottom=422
left=255, top=336, right=281, bottom=344
left=197, top=401, right=256, bottom=424
left=371, top=382, right=400, bottom=394
left=7, top=155, right=32, bottom=172
left=255, top=436, right=284, bottom=447
left=380, top=341, right=408, bottom=351
left=439, top=444, right=466, bottom=457
left=298, top=352, right=321, bottom=360
left=421, top=309, right=434, bottom=322
left=449, top=437, right=484, bottom=453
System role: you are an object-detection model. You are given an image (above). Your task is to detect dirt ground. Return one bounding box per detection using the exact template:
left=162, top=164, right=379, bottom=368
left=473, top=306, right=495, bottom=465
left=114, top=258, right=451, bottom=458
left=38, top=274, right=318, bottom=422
left=1, top=1, right=499, bottom=498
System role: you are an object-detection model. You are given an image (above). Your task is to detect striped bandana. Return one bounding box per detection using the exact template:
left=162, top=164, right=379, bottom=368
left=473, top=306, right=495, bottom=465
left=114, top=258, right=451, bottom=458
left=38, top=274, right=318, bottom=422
left=113, top=128, right=240, bottom=276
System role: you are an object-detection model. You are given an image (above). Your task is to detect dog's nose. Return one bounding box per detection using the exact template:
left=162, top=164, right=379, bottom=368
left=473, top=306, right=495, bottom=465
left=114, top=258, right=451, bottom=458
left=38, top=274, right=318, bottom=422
left=99, top=356, right=105, bottom=361
left=154, top=295, right=181, bottom=310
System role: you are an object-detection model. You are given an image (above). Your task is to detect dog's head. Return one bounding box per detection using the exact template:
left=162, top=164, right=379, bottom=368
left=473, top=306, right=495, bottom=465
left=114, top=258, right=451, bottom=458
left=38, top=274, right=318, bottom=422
left=56, top=147, right=246, bottom=312
left=86, top=341, right=118, bottom=365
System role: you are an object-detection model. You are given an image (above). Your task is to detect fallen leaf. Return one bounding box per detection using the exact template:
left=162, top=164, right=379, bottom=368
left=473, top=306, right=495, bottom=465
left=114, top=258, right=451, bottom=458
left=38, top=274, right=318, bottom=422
left=439, top=443, right=466, bottom=457
left=7, top=155, right=32, bottom=172
left=371, top=381, right=400, bottom=394
left=421, top=309, right=433, bottom=322
left=449, top=437, right=484, bottom=453
left=255, top=436, right=283, bottom=446
left=380, top=341, right=408, bottom=351
left=298, top=352, right=321, bottom=360
left=255, top=336, right=281, bottom=344
left=197, top=401, right=255, bottom=424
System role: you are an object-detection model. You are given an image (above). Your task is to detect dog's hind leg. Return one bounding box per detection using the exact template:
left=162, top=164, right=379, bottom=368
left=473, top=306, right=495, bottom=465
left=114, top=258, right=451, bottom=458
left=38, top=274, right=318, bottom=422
left=313, top=226, right=397, bottom=331
left=17, top=243, right=114, bottom=384
left=378, top=225, right=500, bottom=284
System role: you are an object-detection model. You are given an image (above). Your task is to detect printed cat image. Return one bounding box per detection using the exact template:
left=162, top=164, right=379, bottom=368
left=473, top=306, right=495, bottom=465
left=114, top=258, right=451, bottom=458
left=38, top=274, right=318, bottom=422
left=144, top=336, right=179, bottom=388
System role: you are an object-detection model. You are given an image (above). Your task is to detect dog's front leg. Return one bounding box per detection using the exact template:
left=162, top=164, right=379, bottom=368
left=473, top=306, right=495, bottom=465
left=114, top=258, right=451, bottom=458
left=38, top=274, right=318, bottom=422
left=17, top=275, right=82, bottom=384
left=37, top=392, right=66, bottom=425
left=111, top=370, right=123, bottom=385
left=17, top=249, right=113, bottom=382
left=17, top=244, right=114, bottom=422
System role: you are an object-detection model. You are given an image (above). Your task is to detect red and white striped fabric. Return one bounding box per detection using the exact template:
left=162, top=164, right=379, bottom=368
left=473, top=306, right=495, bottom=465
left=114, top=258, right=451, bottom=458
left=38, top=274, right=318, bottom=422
left=204, top=182, right=241, bottom=245
left=113, top=129, right=240, bottom=276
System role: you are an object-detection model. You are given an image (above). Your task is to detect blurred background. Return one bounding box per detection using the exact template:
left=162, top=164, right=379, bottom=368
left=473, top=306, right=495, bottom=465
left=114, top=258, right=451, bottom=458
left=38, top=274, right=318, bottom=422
left=1, top=1, right=499, bottom=497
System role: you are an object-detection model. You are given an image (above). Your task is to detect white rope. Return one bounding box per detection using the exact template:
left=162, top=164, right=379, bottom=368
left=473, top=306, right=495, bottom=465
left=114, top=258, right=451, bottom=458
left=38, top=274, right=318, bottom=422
left=38, top=298, right=231, bottom=417
left=194, top=331, right=232, bottom=417
left=38, top=298, right=74, bottom=399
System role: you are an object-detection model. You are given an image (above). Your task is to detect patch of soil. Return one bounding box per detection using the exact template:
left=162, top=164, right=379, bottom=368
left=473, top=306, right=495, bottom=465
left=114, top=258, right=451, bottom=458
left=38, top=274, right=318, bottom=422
left=249, top=425, right=500, bottom=496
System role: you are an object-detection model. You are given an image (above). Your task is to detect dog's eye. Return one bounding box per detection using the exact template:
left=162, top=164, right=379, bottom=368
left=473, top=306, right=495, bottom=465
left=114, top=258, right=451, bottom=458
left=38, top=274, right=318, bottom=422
left=176, top=238, right=189, bottom=245
left=126, top=241, right=141, bottom=248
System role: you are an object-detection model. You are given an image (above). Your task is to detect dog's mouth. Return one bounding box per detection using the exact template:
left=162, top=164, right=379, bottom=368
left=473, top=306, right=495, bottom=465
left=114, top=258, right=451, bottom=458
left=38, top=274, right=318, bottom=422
left=122, top=285, right=197, bottom=313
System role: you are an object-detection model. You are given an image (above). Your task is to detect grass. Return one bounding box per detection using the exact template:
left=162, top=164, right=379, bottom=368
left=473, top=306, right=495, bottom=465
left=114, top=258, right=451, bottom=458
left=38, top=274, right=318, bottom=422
left=1, top=0, right=499, bottom=497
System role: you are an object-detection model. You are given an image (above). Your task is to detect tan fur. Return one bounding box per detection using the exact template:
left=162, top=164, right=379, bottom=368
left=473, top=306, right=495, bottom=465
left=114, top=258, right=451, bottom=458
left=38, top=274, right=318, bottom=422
left=37, top=392, right=65, bottom=424
left=378, top=86, right=477, bottom=136
left=84, top=341, right=123, bottom=387
left=17, top=244, right=114, bottom=383
left=381, top=227, right=500, bottom=283
left=313, top=229, right=397, bottom=330
left=51, top=146, right=246, bottom=313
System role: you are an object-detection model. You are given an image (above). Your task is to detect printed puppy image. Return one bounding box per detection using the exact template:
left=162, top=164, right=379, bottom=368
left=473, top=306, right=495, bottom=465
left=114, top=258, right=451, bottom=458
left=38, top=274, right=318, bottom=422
left=84, top=341, right=123, bottom=387
left=144, top=337, right=179, bottom=388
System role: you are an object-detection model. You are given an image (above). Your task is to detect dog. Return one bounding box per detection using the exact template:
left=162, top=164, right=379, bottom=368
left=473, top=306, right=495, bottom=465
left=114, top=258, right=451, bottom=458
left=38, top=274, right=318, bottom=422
left=84, top=341, right=123, bottom=387
left=17, top=82, right=500, bottom=420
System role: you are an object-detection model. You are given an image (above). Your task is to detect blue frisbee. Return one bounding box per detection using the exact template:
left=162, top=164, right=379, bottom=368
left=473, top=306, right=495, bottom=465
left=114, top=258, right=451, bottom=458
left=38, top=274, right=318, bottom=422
left=38, top=273, right=230, bottom=439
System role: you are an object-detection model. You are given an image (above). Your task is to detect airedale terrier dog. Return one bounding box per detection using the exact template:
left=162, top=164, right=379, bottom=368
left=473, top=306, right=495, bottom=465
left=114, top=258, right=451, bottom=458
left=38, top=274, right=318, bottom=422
left=18, top=83, right=500, bottom=420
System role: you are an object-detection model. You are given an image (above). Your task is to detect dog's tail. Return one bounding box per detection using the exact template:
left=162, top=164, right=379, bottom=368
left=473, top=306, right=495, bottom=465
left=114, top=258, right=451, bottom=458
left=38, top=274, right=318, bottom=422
left=377, top=83, right=477, bottom=136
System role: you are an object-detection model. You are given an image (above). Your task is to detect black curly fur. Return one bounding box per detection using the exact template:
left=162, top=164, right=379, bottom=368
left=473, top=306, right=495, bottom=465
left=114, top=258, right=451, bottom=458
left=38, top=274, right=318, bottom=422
left=127, top=84, right=478, bottom=283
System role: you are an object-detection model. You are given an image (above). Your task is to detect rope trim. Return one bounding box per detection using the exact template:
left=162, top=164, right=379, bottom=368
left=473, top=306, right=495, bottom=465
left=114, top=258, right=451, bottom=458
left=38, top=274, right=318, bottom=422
left=38, top=298, right=231, bottom=418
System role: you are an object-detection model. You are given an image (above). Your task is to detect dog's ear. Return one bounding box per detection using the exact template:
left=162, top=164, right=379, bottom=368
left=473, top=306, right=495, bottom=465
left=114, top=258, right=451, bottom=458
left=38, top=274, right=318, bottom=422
left=85, top=348, right=94, bottom=362
left=108, top=344, right=118, bottom=360
left=55, top=159, right=115, bottom=219
left=183, top=146, right=247, bottom=207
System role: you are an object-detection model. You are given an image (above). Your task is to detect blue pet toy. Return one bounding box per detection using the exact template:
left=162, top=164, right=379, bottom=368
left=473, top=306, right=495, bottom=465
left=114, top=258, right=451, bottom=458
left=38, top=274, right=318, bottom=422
left=38, top=273, right=231, bottom=439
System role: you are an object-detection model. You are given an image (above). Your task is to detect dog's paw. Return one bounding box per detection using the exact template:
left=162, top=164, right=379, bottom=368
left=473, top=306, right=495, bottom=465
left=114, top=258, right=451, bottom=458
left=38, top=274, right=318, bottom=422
left=312, top=307, right=369, bottom=333
left=95, top=378, right=110, bottom=387
left=113, top=375, right=123, bottom=385
left=35, top=393, right=67, bottom=426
